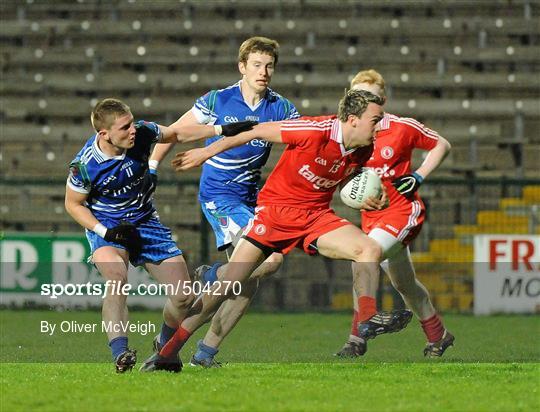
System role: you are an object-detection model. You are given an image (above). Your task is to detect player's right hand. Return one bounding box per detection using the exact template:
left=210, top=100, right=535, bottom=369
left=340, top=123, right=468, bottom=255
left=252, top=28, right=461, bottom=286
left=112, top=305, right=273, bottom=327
left=171, top=148, right=209, bottom=171
left=221, top=120, right=258, bottom=136
left=104, top=221, right=142, bottom=256
left=360, top=184, right=389, bottom=211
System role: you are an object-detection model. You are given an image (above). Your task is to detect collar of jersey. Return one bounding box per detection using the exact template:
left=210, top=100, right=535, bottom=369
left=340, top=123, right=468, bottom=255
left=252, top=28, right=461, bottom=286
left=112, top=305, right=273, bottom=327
left=237, top=80, right=267, bottom=112
left=376, top=113, right=391, bottom=131
left=332, top=120, right=356, bottom=156
left=92, top=136, right=127, bottom=163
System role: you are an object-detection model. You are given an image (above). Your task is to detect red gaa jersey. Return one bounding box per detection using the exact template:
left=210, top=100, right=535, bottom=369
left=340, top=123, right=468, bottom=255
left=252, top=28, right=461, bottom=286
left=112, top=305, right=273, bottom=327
left=258, top=115, right=373, bottom=209
left=364, top=113, right=439, bottom=214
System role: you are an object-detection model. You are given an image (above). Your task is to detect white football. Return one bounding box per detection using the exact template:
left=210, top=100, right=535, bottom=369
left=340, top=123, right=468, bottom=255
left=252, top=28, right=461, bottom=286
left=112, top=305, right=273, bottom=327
left=340, top=168, right=382, bottom=209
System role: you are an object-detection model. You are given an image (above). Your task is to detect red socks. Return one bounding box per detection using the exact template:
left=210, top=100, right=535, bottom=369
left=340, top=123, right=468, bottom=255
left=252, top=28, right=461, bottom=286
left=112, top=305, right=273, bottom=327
left=358, top=296, right=377, bottom=322
left=159, top=326, right=192, bottom=358
left=350, top=296, right=378, bottom=337
left=421, top=314, right=445, bottom=343
left=350, top=310, right=361, bottom=336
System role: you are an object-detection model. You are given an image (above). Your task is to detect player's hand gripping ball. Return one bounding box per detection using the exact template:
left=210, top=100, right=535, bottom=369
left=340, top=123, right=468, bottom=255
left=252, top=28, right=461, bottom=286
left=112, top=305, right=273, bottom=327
left=340, top=168, right=382, bottom=209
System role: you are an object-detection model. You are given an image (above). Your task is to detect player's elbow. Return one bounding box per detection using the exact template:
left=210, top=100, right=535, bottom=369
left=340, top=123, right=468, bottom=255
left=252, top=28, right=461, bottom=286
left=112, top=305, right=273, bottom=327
left=439, top=137, right=451, bottom=154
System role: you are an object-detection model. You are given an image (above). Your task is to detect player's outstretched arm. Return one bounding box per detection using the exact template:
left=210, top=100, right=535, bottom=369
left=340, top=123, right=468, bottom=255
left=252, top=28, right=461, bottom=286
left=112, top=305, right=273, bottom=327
left=149, top=110, right=198, bottom=171
left=171, top=121, right=283, bottom=171
left=160, top=119, right=258, bottom=145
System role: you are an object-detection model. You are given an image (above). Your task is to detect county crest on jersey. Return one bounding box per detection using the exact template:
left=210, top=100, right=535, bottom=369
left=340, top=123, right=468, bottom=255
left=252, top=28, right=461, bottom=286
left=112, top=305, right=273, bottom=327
left=192, top=81, right=299, bottom=204
left=67, top=121, right=161, bottom=223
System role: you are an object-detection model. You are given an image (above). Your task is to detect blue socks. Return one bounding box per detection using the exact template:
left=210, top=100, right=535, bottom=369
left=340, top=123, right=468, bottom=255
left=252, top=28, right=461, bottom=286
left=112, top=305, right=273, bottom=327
left=202, top=263, right=222, bottom=285
left=193, top=339, right=218, bottom=362
left=109, top=336, right=128, bottom=360
left=159, top=322, right=177, bottom=347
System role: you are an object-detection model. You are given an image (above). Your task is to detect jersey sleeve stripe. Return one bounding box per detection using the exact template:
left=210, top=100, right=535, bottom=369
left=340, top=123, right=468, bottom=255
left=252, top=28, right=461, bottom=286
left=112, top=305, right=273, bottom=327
left=394, top=118, right=441, bottom=140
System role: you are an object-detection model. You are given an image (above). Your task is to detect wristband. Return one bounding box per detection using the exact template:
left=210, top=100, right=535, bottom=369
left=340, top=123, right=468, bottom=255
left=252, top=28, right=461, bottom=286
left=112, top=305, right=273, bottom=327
left=93, top=223, right=107, bottom=238
left=412, top=171, right=424, bottom=184
left=148, top=159, right=159, bottom=170
left=213, top=125, right=223, bottom=136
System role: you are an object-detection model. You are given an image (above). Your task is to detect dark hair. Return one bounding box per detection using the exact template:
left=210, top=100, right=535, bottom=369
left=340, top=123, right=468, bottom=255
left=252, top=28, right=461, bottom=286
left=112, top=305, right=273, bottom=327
left=337, top=89, right=385, bottom=122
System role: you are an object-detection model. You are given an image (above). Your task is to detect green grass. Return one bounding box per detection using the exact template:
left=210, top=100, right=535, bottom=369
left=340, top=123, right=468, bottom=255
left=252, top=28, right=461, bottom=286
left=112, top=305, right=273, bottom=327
left=1, top=311, right=539, bottom=411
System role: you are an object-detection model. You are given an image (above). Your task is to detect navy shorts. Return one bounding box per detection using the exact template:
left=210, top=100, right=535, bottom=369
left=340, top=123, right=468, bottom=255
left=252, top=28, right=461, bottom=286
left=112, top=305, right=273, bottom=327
left=86, top=215, right=182, bottom=266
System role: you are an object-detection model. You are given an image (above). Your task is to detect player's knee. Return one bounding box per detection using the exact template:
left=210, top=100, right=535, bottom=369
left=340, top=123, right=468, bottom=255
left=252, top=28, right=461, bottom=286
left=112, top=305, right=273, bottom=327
left=263, top=253, right=283, bottom=276
left=170, top=292, right=195, bottom=310
left=352, top=240, right=382, bottom=263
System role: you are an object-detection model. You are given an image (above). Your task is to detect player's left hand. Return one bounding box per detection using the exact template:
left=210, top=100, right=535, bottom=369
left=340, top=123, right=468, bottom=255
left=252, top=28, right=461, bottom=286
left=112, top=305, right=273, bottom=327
left=392, top=172, right=423, bottom=200
left=221, top=120, right=258, bottom=136
left=171, top=148, right=209, bottom=171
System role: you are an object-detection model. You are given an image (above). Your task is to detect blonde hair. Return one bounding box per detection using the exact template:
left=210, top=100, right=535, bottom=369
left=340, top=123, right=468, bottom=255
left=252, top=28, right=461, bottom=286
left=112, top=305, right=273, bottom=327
left=91, top=98, right=131, bottom=132
left=350, top=69, right=386, bottom=99
left=238, top=36, right=280, bottom=65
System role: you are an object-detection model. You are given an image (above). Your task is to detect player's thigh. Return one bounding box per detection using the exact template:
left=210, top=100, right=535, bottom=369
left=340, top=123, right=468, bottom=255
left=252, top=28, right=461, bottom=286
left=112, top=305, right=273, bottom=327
left=317, top=225, right=382, bottom=262
left=92, top=246, right=130, bottom=282
left=226, top=238, right=269, bottom=282
left=145, top=254, right=190, bottom=285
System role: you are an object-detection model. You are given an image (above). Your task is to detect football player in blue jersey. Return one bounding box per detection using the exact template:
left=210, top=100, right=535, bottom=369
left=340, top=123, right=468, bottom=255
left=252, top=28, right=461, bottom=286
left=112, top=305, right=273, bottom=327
left=65, top=98, right=255, bottom=373
left=149, top=36, right=299, bottom=367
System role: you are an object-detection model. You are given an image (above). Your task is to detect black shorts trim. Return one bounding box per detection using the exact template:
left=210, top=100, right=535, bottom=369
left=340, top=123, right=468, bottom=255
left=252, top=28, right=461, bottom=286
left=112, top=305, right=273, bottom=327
left=242, top=235, right=276, bottom=258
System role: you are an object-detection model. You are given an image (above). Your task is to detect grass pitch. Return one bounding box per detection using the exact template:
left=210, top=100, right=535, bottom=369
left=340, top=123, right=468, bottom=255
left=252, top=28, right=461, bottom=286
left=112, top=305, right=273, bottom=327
left=1, top=311, right=539, bottom=411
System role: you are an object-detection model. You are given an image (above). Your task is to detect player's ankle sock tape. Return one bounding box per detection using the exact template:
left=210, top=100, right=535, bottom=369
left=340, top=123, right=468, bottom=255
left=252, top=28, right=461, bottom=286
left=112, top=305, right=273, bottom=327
left=194, top=339, right=218, bottom=361
left=159, top=323, right=177, bottom=347
left=203, top=263, right=222, bottom=285
left=109, top=336, right=128, bottom=360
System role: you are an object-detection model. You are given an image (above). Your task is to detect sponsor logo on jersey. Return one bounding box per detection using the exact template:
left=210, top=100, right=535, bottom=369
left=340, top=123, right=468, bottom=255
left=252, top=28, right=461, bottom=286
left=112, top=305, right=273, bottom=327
left=121, top=160, right=134, bottom=170
left=380, top=146, right=394, bottom=159
left=224, top=116, right=239, bottom=123
left=254, top=224, right=266, bottom=235
left=111, top=175, right=144, bottom=196
left=315, top=157, right=327, bottom=166
left=249, top=139, right=272, bottom=147
left=385, top=224, right=399, bottom=234
left=102, top=175, right=117, bottom=186
left=369, top=164, right=396, bottom=178
left=245, top=115, right=259, bottom=122
left=298, top=164, right=340, bottom=190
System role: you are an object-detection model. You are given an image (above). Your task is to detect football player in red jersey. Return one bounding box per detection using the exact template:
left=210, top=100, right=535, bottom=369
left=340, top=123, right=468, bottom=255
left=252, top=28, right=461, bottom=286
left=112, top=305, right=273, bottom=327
left=140, top=89, right=389, bottom=371
left=335, top=70, right=455, bottom=358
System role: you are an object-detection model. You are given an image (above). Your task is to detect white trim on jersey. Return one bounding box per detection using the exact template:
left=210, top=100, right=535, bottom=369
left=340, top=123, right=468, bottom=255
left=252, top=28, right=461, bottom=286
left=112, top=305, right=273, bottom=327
left=66, top=179, right=89, bottom=194
left=230, top=169, right=261, bottom=184
left=397, top=200, right=422, bottom=242
left=206, top=152, right=266, bottom=170
left=212, top=153, right=263, bottom=164
left=91, top=138, right=126, bottom=163
left=387, top=114, right=441, bottom=140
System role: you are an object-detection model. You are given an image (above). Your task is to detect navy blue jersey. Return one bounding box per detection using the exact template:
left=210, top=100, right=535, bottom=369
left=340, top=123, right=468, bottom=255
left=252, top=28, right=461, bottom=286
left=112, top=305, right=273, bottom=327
left=67, top=121, right=161, bottom=223
left=193, top=81, right=299, bottom=204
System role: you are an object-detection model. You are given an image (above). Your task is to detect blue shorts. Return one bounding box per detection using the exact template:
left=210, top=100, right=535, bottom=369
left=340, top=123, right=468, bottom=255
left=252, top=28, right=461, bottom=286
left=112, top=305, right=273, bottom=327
left=86, top=215, right=182, bottom=266
left=200, top=199, right=255, bottom=251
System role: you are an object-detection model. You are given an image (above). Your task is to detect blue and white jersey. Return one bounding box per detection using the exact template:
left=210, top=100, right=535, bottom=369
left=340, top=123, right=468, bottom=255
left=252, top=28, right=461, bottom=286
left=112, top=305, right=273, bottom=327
left=67, top=120, right=161, bottom=223
left=193, top=81, right=299, bottom=204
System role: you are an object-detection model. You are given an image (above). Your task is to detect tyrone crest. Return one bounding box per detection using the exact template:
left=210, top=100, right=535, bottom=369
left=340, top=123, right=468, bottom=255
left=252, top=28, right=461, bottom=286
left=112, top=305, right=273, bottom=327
left=380, top=146, right=394, bottom=159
